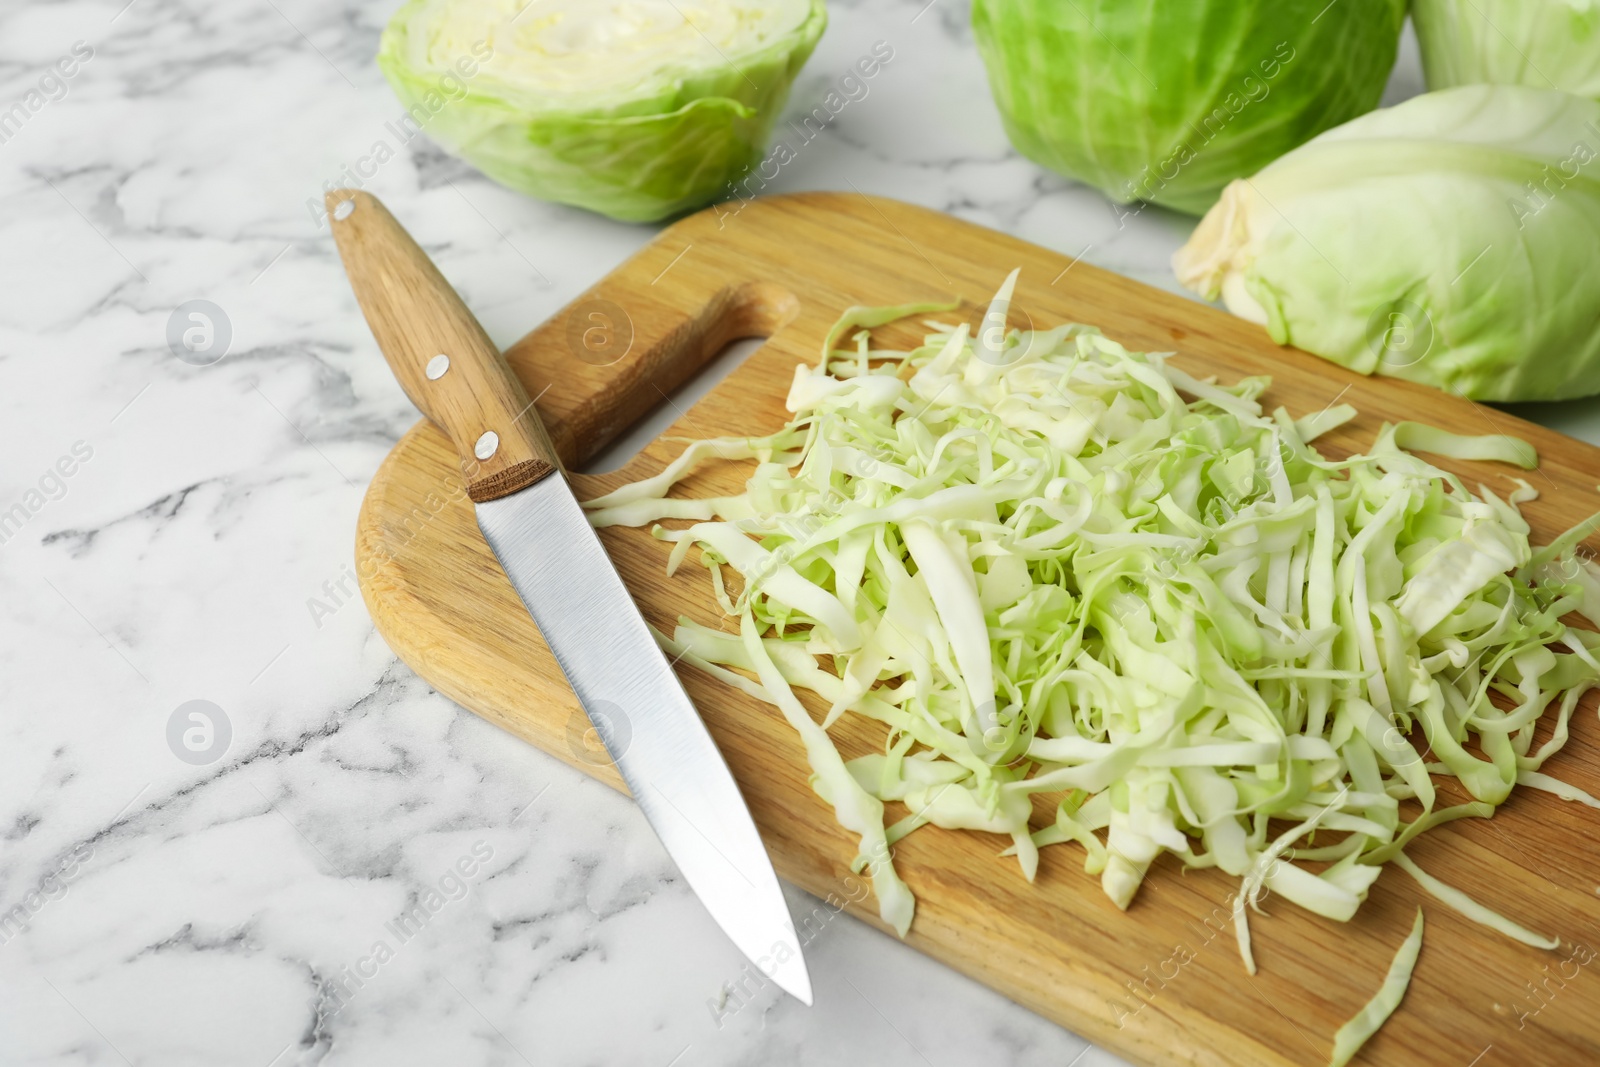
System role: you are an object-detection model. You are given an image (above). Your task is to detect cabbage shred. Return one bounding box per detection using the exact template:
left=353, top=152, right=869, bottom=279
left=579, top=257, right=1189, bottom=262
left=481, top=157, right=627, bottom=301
left=584, top=273, right=1600, bottom=958
left=1329, top=908, right=1426, bottom=1067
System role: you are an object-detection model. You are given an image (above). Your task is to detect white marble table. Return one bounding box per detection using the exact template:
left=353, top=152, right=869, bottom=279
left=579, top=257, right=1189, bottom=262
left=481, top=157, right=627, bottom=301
left=4, top=3, right=1597, bottom=1066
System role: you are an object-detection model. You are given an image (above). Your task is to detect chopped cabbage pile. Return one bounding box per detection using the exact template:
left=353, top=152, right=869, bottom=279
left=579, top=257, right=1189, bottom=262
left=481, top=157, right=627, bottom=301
left=584, top=273, right=1600, bottom=963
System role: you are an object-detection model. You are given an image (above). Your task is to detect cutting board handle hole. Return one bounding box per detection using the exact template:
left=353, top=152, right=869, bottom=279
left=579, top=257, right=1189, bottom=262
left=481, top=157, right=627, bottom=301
left=578, top=281, right=799, bottom=474
left=580, top=333, right=770, bottom=473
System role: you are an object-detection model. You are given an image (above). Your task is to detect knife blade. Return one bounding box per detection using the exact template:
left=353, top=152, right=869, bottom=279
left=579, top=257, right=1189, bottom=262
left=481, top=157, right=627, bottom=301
left=326, top=189, right=810, bottom=1004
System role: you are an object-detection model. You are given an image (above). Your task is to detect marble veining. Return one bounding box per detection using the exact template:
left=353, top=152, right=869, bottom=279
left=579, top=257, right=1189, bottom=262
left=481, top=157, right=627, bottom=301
left=4, top=1, right=1597, bottom=1066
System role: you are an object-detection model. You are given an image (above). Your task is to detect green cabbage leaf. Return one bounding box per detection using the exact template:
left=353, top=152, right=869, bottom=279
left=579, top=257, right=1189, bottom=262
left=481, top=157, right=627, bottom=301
left=378, top=0, right=825, bottom=222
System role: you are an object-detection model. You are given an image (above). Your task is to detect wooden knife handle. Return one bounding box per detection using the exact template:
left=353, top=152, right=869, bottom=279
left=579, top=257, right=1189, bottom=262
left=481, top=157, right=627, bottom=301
left=326, top=189, right=561, bottom=503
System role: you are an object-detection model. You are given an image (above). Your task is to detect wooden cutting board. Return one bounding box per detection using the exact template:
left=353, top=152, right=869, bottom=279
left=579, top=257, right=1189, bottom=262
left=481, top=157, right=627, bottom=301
left=355, top=192, right=1600, bottom=1067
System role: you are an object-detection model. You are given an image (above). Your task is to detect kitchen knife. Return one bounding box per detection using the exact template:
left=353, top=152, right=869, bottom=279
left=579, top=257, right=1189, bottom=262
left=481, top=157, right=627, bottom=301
left=326, top=189, right=811, bottom=1004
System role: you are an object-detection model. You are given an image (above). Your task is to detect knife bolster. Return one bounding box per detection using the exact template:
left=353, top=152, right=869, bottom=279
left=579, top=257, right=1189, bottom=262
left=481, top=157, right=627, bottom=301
left=467, top=458, right=558, bottom=503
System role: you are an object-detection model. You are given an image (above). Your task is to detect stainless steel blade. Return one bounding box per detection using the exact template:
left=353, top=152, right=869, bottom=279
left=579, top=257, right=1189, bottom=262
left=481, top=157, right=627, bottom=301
left=477, top=475, right=811, bottom=1004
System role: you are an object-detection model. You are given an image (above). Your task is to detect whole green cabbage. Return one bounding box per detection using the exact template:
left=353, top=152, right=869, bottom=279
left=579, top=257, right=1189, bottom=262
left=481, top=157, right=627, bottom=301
left=1413, top=0, right=1600, bottom=102
left=969, top=0, right=1407, bottom=215
left=1174, top=85, right=1600, bottom=402
left=378, top=0, right=826, bottom=223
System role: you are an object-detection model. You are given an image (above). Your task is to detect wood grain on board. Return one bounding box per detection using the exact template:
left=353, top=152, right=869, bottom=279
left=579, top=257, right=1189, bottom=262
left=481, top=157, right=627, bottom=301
left=354, top=193, right=1600, bottom=1067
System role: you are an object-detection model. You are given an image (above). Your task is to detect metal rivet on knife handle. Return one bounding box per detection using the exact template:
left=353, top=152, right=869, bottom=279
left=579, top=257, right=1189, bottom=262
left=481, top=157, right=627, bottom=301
left=324, top=188, right=562, bottom=503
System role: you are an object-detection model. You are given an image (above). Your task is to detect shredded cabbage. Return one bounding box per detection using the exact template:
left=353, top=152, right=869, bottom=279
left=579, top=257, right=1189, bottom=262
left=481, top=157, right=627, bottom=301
left=1391, top=852, right=1557, bottom=949
left=584, top=274, right=1600, bottom=973
left=1329, top=908, right=1425, bottom=1067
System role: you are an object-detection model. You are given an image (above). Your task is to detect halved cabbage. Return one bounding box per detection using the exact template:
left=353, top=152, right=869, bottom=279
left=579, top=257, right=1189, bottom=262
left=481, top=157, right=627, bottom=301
left=378, top=0, right=826, bottom=222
